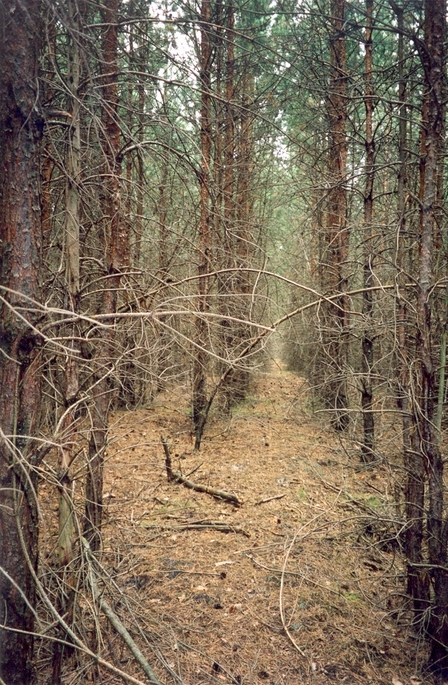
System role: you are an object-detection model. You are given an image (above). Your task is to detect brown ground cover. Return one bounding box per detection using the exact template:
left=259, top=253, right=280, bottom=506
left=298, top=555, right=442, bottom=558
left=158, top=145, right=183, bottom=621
left=53, top=361, right=433, bottom=685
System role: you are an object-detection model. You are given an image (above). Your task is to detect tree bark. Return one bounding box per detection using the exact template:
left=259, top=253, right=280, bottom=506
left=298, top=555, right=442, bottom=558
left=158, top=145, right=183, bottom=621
left=222, top=55, right=254, bottom=408
left=193, top=0, right=212, bottom=449
left=386, top=2, right=428, bottom=614
left=85, top=0, right=126, bottom=550
left=52, top=8, right=83, bottom=680
left=224, top=0, right=235, bottom=240
left=220, top=0, right=250, bottom=411
left=0, top=1, right=43, bottom=682
left=414, top=0, right=448, bottom=672
left=360, top=0, right=375, bottom=461
left=321, top=0, right=349, bottom=431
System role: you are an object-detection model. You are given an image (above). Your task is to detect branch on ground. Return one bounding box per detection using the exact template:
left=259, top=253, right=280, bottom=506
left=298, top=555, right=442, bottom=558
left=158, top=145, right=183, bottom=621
left=161, top=436, right=243, bottom=506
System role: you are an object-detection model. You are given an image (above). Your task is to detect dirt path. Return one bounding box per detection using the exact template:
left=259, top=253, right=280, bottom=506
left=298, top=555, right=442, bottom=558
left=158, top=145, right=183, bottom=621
left=100, top=362, right=428, bottom=685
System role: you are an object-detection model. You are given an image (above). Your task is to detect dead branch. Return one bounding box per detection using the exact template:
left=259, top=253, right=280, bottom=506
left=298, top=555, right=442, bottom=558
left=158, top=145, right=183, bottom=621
left=82, top=538, right=163, bottom=685
left=168, top=476, right=243, bottom=506
left=140, top=520, right=250, bottom=537
left=161, top=436, right=243, bottom=506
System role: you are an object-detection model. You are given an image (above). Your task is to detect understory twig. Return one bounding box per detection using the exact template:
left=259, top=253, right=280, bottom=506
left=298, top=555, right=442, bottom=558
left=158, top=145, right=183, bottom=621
left=254, top=493, right=286, bottom=506
left=161, top=436, right=243, bottom=506
left=279, top=532, right=308, bottom=658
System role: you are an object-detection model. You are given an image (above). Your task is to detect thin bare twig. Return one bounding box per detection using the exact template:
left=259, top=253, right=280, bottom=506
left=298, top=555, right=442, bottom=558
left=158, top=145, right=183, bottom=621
left=254, top=493, right=286, bottom=506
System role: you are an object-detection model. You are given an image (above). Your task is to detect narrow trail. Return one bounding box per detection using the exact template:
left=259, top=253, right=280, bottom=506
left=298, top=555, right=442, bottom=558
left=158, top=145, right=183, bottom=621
left=100, top=362, right=427, bottom=685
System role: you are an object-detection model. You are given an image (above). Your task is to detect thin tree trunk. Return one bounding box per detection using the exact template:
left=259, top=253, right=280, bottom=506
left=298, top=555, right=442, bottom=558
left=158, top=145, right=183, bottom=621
left=193, top=0, right=212, bottom=449
left=220, top=0, right=249, bottom=410
left=435, top=288, right=448, bottom=440
left=134, top=73, right=145, bottom=270
left=85, top=0, right=126, bottom=550
left=322, top=0, right=349, bottom=430
left=156, top=104, right=170, bottom=391
left=52, top=10, right=82, bottom=681
left=386, top=3, right=428, bottom=611
left=41, top=17, right=56, bottom=247
left=224, top=58, right=254, bottom=406
left=360, top=0, right=375, bottom=461
left=224, top=0, right=235, bottom=239
left=0, top=1, right=43, bottom=682
left=415, top=0, right=448, bottom=672
left=213, top=0, right=224, bottom=242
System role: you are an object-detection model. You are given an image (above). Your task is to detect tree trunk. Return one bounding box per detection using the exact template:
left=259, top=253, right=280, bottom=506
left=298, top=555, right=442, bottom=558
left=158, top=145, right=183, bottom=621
left=222, top=56, right=254, bottom=408
left=360, top=0, right=375, bottom=461
left=220, top=0, right=250, bottom=411
left=193, top=0, right=212, bottom=449
left=321, top=0, right=349, bottom=431
left=0, top=1, right=43, bottom=682
left=156, top=90, right=171, bottom=391
left=85, top=0, right=126, bottom=550
left=386, top=3, right=428, bottom=612
left=414, top=0, right=448, bottom=673
left=224, top=0, right=235, bottom=240
left=52, top=9, right=82, bottom=680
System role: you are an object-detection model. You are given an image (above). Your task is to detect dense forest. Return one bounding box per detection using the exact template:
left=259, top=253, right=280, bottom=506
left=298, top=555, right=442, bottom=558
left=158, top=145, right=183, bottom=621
left=1, top=0, right=448, bottom=683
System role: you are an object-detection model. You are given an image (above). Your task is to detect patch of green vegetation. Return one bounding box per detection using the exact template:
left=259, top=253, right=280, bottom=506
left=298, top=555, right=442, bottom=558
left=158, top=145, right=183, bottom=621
left=229, top=395, right=260, bottom=417
left=342, top=590, right=362, bottom=603
left=366, top=496, right=382, bottom=508
left=295, top=488, right=308, bottom=501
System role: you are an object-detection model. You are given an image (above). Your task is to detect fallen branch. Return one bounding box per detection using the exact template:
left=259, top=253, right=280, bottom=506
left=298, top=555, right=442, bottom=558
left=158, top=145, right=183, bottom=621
left=99, top=597, right=163, bottom=685
left=255, top=493, right=286, bottom=506
left=140, top=520, right=250, bottom=537
left=82, top=538, right=163, bottom=685
left=161, top=436, right=243, bottom=506
left=168, top=477, right=243, bottom=506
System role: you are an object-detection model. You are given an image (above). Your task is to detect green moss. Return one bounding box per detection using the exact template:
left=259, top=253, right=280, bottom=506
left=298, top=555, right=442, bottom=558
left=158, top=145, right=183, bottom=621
left=342, top=590, right=362, bottom=603
left=295, top=488, right=308, bottom=501
left=366, top=496, right=382, bottom=508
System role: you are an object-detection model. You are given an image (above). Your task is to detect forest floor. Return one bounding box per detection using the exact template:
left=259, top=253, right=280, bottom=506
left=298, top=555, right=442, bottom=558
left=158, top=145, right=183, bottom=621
left=61, top=359, right=436, bottom=685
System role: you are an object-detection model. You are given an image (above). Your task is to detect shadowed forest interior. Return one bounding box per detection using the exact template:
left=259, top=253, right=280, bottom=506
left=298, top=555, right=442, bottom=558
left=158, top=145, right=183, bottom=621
left=1, top=0, right=448, bottom=683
